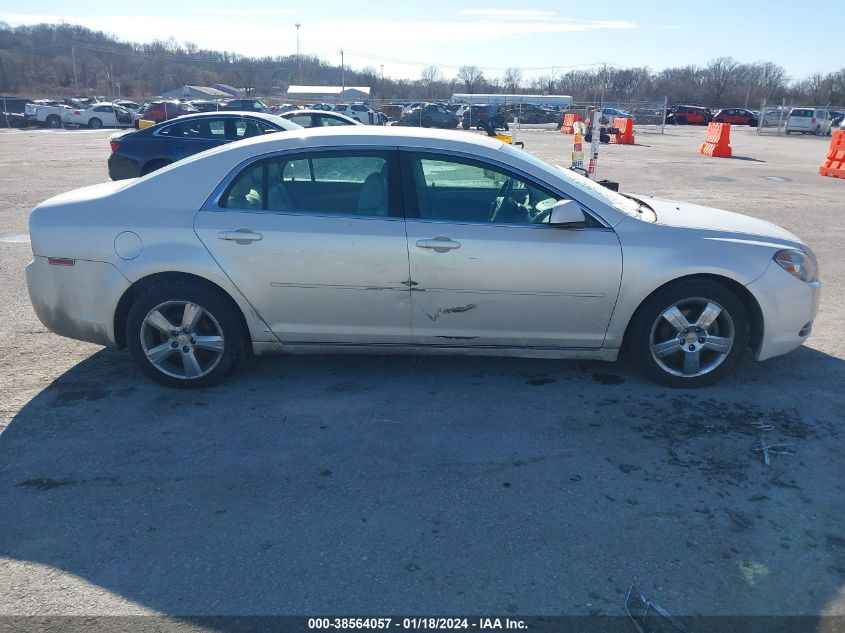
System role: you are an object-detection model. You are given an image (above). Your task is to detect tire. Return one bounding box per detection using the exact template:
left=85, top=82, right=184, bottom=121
left=88, top=117, right=102, bottom=129
left=813, top=126, right=820, bottom=136
left=141, top=159, right=172, bottom=176
left=421, top=117, right=431, bottom=128
left=749, top=120, right=758, bottom=127
left=126, top=279, right=247, bottom=388
left=462, top=121, right=469, bottom=130
left=627, top=279, right=750, bottom=388
left=675, top=116, right=687, bottom=125
left=46, top=115, right=62, bottom=129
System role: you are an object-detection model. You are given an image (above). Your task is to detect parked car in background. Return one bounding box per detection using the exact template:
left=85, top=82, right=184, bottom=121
left=24, top=101, right=73, bottom=128
left=223, top=99, right=270, bottom=113
left=142, top=101, right=199, bottom=123
left=28, top=127, right=820, bottom=389
left=113, top=99, right=141, bottom=112
left=107, top=112, right=302, bottom=180
left=712, top=108, right=758, bottom=126
left=305, top=103, right=334, bottom=111
left=785, top=108, right=832, bottom=135
left=503, top=103, right=558, bottom=124
left=332, top=103, right=382, bottom=124
left=279, top=109, right=361, bottom=128
left=828, top=111, right=844, bottom=128
left=269, top=104, right=296, bottom=114
left=461, top=105, right=509, bottom=132
left=666, top=105, right=713, bottom=125
left=68, top=102, right=134, bottom=129
left=597, top=107, right=635, bottom=125
left=188, top=100, right=223, bottom=113
left=399, top=103, right=460, bottom=128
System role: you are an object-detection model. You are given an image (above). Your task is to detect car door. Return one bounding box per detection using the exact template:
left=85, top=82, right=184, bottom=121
left=194, top=148, right=412, bottom=344
left=401, top=151, right=623, bottom=349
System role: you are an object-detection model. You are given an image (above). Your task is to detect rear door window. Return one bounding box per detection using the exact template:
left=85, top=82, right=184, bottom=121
left=222, top=150, right=395, bottom=217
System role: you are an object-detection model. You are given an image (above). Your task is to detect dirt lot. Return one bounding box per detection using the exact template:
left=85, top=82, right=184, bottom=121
left=0, top=125, right=844, bottom=628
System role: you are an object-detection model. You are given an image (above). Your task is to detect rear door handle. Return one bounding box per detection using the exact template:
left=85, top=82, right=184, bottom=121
left=416, top=237, right=461, bottom=251
left=218, top=229, right=262, bottom=243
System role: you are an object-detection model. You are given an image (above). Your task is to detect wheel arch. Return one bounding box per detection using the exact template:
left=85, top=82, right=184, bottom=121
left=113, top=271, right=252, bottom=350
left=620, top=273, right=763, bottom=356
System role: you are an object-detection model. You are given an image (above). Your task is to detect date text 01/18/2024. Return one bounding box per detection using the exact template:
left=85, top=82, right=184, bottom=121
left=307, top=617, right=528, bottom=630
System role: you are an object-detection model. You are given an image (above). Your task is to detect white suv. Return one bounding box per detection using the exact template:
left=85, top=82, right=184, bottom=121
left=785, top=107, right=832, bottom=135
left=332, top=103, right=379, bottom=124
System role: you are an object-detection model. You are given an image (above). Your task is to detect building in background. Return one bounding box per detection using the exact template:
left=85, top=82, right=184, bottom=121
left=286, top=85, right=371, bottom=102
left=161, top=85, right=235, bottom=100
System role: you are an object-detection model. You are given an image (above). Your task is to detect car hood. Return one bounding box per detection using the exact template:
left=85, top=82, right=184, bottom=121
left=631, top=195, right=803, bottom=246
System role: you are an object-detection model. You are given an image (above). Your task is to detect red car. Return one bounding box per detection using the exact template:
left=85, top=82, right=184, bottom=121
left=665, top=105, right=713, bottom=125
left=712, top=108, right=758, bottom=126
left=141, top=101, right=198, bottom=123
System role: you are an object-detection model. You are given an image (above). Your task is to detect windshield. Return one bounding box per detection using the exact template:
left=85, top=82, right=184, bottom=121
left=498, top=143, right=645, bottom=219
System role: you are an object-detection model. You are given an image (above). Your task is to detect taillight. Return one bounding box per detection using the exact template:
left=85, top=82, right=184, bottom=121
left=811, top=117, right=816, bottom=124
left=110, top=140, right=120, bottom=153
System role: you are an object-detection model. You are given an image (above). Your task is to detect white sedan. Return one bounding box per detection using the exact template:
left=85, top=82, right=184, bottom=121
left=68, top=102, right=134, bottom=129
left=26, top=127, right=820, bottom=388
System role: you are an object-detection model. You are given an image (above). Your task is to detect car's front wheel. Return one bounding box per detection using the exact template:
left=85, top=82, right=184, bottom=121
left=88, top=117, right=102, bottom=129
left=126, top=280, right=247, bottom=388
left=628, top=280, right=750, bottom=388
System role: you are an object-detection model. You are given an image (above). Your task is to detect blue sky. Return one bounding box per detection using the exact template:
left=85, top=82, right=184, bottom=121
left=1, top=1, right=838, bottom=81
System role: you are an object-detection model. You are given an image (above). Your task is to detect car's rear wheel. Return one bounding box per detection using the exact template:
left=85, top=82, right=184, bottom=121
left=675, top=116, right=687, bottom=125
left=628, top=280, right=750, bottom=388
left=126, top=280, right=247, bottom=388
left=141, top=159, right=171, bottom=176
left=88, top=117, right=102, bottom=129
left=46, top=114, right=62, bottom=128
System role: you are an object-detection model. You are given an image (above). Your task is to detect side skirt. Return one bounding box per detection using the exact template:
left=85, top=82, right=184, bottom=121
left=252, top=341, right=619, bottom=362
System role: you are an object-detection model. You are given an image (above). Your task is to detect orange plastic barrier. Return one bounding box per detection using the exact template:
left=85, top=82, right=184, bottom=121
left=560, top=113, right=582, bottom=134
left=610, top=117, right=635, bottom=144
left=819, top=130, right=845, bottom=179
left=700, top=122, right=732, bottom=158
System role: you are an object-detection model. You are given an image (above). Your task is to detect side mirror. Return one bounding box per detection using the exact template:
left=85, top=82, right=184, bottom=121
left=549, top=199, right=586, bottom=225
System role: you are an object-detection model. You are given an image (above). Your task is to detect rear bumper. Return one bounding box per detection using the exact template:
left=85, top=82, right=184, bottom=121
left=26, top=257, right=130, bottom=347
left=107, top=153, right=142, bottom=180
left=747, top=261, right=821, bottom=361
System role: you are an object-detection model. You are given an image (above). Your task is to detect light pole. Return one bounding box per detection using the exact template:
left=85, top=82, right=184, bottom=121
left=340, top=49, right=345, bottom=95
left=295, top=23, right=302, bottom=86
left=380, top=64, right=384, bottom=99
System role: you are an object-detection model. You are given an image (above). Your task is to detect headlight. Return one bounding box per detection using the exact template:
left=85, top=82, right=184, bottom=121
left=774, top=249, right=819, bottom=283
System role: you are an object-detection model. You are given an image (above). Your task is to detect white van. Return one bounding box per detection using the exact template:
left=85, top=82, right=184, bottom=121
left=785, top=108, right=832, bottom=135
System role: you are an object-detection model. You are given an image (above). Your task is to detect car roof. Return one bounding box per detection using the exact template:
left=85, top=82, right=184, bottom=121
left=226, top=124, right=503, bottom=152
left=136, top=111, right=303, bottom=132
left=282, top=108, right=360, bottom=121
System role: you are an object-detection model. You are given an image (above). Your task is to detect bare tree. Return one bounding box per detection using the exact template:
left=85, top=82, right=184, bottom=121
left=503, top=67, right=522, bottom=94
left=703, top=56, right=740, bottom=107
left=420, top=65, right=441, bottom=98
left=457, top=65, right=484, bottom=94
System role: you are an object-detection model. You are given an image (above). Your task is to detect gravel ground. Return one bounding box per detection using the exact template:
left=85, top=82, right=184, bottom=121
left=0, top=125, right=844, bottom=628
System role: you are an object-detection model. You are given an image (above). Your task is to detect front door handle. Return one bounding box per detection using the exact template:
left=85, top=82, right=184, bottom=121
left=416, top=237, right=461, bottom=252
left=218, top=229, right=262, bottom=243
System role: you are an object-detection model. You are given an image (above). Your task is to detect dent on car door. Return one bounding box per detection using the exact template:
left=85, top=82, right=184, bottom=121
left=193, top=149, right=412, bottom=344
left=401, top=151, right=623, bottom=349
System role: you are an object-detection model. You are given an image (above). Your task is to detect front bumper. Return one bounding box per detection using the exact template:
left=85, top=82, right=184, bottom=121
left=747, top=260, right=821, bottom=361
left=26, top=257, right=130, bottom=347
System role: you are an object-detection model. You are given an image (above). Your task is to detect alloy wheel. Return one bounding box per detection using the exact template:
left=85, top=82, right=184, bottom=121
left=649, top=297, right=735, bottom=378
left=139, top=301, right=225, bottom=380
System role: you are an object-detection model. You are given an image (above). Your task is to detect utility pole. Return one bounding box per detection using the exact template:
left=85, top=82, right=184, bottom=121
left=71, top=45, right=79, bottom=96
left=295, top=23, right=302, bottom=86
left=340, top=49, right=345, bottom=95
left=380, top=64, right=384, bottom=99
